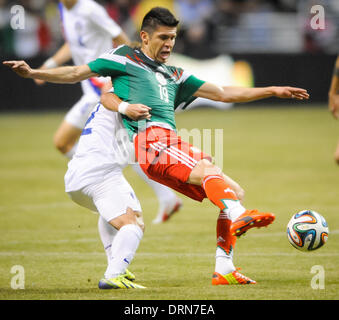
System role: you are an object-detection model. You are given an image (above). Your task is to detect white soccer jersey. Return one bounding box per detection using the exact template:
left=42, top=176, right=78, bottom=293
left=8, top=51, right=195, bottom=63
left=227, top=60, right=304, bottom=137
left=64, top=103, right=134, bottom=192
left=58, top=0, right=122, bottom=96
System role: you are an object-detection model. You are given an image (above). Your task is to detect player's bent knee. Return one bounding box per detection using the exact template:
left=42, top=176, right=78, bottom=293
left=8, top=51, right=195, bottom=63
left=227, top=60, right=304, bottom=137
left=230, top=180, right=245, bottom=201
left=221, top=172, right=245, bottom=201
left=108, top=207, right=144, bottom=232
left=189, top=159, right=221, bottom=185
left=53, top=133, right=69, bottom=154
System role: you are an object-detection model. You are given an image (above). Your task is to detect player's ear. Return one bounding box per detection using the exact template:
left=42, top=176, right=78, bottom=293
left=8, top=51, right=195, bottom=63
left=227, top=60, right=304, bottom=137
left=140, top=30, right=149, bottom=45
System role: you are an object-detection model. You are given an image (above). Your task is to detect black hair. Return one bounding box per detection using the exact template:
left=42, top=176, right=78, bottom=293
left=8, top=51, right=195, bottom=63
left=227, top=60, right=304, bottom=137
left=141, top=7, right=179, bottom=34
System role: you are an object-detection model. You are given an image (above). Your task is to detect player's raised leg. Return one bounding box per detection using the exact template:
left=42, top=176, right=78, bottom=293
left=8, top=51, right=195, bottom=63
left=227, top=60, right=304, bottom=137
left=135, top=126, right=275, bottom=284
left=189, top=159, right=275, bottom=237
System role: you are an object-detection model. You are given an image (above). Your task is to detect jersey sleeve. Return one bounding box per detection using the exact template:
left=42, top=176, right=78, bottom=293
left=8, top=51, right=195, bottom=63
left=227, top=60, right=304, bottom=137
left=174, top=73, right=205, bottom=110
left=86, top=1, right=122, bottom=39
left=87, top=49, right=127, bottom=77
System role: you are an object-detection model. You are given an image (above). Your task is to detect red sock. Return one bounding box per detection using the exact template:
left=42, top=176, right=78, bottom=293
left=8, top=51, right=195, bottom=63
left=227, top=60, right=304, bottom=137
left=202, top=175, right=238, bottom=212
left=202, top=175, right=238, bottom=255
left=217, top=212, right=237, bottom=256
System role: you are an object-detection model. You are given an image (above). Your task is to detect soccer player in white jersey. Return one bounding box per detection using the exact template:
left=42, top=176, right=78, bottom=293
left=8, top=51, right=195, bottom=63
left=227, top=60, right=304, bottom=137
left=31, top=0, right=182, bottom=285
left=4, top=7, right=309, bottom=288
left=35, top=0, right=130, bottom=158
left=37, top=0, right=181, bottom=236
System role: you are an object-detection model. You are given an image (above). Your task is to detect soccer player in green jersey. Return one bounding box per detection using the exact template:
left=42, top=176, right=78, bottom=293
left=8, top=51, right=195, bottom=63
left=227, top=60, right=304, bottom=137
left=4, top=7, right=309, bottom=286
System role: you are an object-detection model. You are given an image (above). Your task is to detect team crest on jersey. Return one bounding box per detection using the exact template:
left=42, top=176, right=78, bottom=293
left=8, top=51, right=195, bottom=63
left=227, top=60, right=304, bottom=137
left=155, top=72, right=167, bottom=86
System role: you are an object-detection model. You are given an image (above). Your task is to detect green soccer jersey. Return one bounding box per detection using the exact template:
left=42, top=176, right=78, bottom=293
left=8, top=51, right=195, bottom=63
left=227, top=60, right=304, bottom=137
left=87, top=45, right=205, bottom=140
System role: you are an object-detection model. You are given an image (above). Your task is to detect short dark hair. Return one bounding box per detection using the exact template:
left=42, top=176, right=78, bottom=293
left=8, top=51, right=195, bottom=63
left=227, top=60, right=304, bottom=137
left=141, top=7, right=179, bottom=34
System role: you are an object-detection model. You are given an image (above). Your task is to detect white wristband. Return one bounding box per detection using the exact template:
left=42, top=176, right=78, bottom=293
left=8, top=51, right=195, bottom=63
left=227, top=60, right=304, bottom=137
left=118, top=101, right=129, bottom=115
left=43, top=58, right=58, bottom=69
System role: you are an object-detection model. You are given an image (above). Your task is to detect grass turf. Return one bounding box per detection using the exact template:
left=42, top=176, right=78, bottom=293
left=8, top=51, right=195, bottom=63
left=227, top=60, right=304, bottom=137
left=0, top=105, right=338, bottom=300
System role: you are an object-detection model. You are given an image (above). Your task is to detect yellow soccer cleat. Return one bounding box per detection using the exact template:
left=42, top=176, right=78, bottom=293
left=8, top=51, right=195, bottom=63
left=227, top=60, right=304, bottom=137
left=124, top=269, right=136, bottom=281
left=98, top=275, right=146, bottom=289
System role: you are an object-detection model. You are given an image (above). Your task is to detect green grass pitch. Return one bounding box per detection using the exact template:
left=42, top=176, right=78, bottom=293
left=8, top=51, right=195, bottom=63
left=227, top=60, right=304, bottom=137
left=0, top=105, right=338, bottom=300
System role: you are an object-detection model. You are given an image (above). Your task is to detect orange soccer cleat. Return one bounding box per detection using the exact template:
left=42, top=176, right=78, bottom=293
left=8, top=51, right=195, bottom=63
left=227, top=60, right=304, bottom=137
left=212, top=270, right=256, bottom=285
left=230, top=209, right=275, bottom=237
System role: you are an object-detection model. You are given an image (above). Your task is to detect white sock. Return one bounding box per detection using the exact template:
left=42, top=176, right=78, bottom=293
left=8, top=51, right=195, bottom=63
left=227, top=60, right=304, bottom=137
left=131, top=162, right=178, bottom=207
left=105, top=224, right=143, bottom=279
left=222, top=199, right=246, bottom=222
left=97, top=216, right=118, bottom=264
left=65, top=142, right=78, bottom=159
left=215, top=247, right=236, bottom=275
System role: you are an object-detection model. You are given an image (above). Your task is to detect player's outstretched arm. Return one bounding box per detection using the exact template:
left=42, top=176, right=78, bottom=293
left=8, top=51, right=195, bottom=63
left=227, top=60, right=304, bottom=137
left=328, top=55, right=339, bottom=119
left=3, top=60, right=97, bottom=84
left=100, top=92, right=151, bottom=121
left=194, top=82, right=309, bottom=103
left=34, top=42, right=72, bottom=85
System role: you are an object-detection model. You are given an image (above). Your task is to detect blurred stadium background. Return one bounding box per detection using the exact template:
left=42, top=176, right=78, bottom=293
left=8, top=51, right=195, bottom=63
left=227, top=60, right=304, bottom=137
left=1, top=0, right=338, bottom=110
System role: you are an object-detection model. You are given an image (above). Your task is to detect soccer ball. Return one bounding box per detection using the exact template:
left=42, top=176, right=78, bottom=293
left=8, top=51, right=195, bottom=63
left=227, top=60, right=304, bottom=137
left=286, top=210, right=329, bottom=251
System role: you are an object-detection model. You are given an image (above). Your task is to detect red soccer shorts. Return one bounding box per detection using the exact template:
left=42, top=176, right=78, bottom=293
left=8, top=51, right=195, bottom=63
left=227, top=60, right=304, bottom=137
left=134, top=126, right=212, bottom=202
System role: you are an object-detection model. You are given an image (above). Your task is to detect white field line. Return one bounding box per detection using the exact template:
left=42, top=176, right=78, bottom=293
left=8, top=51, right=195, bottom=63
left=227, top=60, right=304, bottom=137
left=0, top=201, right=75, bottom=212
left=244, top=229, right=339, bottom=237
left=2, top=230, right=338, bottom=246
left=0, top=251, right=339, bottom=258
left=4, top=238, right=99, bottom=245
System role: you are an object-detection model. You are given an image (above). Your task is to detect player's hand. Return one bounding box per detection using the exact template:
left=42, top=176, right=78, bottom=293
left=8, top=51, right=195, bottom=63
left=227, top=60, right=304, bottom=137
left=3, top=60, right=34, bottom=79
left=125, top=104, right=152, bottom=121
left=273, top=86, right=310, bottom=100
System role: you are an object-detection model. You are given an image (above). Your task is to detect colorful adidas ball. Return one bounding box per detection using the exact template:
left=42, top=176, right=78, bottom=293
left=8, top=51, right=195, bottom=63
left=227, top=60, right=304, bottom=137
left=287, top=210, right=329, bottom=251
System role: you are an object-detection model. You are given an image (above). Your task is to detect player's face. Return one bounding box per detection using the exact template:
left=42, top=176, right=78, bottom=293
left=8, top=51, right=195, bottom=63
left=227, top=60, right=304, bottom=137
left=141, top=26, right=177, bottom=64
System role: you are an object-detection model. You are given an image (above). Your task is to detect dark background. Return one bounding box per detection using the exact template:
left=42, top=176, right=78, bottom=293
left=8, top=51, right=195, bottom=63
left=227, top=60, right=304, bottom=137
left=0, top=53, right=335, bottom=111
left=1, top=0, right=338, bottom=110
